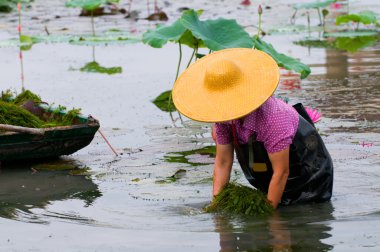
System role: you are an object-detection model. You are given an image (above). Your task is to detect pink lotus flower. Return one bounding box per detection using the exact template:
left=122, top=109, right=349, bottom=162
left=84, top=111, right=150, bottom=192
left=241, top=0, right=251, bottom=6
left=305, top=107, right=321, bottom=123
left=17, top=3, right=21, bottom=12
left=331, top=3, right=342, bottom=9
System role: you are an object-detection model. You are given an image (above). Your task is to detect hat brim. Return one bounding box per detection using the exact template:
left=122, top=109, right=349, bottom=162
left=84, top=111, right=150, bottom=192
left=173, top=48, right=280, bottom=122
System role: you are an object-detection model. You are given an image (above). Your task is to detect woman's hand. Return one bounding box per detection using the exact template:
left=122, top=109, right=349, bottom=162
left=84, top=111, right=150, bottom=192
left=267, top=147, right=290, bottom=208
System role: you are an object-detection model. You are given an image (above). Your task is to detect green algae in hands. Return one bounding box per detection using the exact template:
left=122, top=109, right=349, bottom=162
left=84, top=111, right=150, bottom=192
left=205, top=183, right=274, bottom=216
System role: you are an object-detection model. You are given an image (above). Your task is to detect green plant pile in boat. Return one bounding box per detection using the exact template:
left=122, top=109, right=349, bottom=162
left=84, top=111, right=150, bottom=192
left=0, top=101, right=45, bottom=128
left=0, top=90, right=82, bottom=128
left=205, top=183, right=273, bottom=216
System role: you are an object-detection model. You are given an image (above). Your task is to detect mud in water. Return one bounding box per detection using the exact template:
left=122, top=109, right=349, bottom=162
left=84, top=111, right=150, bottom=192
left=1, top=0, right=380, bottom=251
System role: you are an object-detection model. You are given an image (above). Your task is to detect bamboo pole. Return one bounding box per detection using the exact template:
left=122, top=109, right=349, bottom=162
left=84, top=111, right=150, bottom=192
left=0, top=124, right=45, bottom=135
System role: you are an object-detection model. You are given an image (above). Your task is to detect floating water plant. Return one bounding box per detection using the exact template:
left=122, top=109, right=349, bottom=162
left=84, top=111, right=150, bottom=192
left=80, top=61, right=122, bottom=74
left=295, top=35, right=379, bottom=53
left=205, top=183, right=273, bottom=216
left=336, top=11, right=379, bottom=30
left=164, top=146, right=216, bottom=166
left=155, top=169, right=187, bottom=184
left=152, top=90, right=176, bottom=112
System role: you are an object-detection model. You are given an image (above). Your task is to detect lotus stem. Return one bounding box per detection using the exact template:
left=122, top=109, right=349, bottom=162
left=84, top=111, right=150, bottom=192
left=174, top=42, right=182, bottom=82
left=186, top=48, right=196, bottom=68
left=257, top=5, right=263, bottom=37
left=317, top=7, right=322, bottom=26
left=17, top=2, right=25, bottom=92
left=168, top=42, right=183, bottom=112
left=91, top=10, right=96, bottom=37
left=307, top=11, right=311, bottom=37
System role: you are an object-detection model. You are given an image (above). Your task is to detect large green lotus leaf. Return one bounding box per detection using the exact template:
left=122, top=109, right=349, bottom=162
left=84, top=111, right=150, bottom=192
left=252, top=37, right=311, bottom=79
left=65, top=0, right=106, bottom=11
left=334, top=36, right=378, bottom=53
left=180, top=9, right=253, bottom=51
left=80, top=61, right=122, bottom=74
left=178, top=30, right=205, bottom=49
left=336, top=11, right=378, bottom=25
left=293, top=0, right=336, bottom=10
left=142, top=19, right=186, bottom=48
left=152, top=90, right=176, bottom=112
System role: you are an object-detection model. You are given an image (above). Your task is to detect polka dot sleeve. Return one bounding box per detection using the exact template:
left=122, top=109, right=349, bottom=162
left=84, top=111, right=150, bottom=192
left=214, top=122, right=232, bottom=145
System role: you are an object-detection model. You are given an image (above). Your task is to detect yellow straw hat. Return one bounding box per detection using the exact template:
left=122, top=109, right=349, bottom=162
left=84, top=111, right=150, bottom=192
left=172, top=48, right=280, bottom=122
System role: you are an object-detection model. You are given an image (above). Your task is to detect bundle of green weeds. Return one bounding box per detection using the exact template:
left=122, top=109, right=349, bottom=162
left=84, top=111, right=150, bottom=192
left=0, top=101, right=45, bottom=128
left=13, top=90, right=42, bottom=105
left=205, top=183, right=273, bottom=216
left=1, top=90, right=82, bottom=128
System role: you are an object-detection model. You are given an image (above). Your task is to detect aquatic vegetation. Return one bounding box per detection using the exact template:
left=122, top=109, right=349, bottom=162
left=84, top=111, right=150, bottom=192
left=0, top=101, right=45, bottom=128
left=295, top=35, right=379, bottom=53
left=155, top=169, right=187, bottom=184
left=0, top=90, right=84, bottom=128
left=152, top=90, right=176, bottom=112
left=205, top=183, right=273, bottom=216
left=80, top=61, right=122, bottom=75
left=33, top=163, right=78, bottom=171
left=13, top=90, right=42, bottom=105
left=164, top=146, right=216, bottom=166
left=336, top=11, right=379, bottom=30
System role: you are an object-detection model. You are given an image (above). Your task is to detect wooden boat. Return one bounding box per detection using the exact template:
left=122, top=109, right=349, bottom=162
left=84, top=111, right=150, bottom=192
left=0, top=103, right=100, bottom=162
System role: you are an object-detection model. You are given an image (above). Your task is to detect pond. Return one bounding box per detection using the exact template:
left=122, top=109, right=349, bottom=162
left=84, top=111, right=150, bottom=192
left=0, top=0, right=380, bottom=251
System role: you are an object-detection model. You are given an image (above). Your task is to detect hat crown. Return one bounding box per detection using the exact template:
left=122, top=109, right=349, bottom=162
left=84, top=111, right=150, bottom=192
left=204, top=59, right=242, bottom=90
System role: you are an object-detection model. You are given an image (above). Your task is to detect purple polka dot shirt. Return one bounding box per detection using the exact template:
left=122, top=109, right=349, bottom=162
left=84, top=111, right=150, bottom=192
left=214, top=96, right=299, bottom=153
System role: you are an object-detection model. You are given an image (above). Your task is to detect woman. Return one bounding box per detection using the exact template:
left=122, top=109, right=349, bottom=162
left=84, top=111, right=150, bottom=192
left=172, top=48, right=333, bottom=208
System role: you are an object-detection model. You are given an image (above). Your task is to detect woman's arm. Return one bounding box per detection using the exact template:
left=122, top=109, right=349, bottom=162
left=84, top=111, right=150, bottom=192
left=213, top=143, right=234, bottom=197
left=267, top=147, right=290, bottom=208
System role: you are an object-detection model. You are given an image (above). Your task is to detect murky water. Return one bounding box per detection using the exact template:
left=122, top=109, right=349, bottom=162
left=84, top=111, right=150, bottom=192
left=1, top=0, right=380, bottom=251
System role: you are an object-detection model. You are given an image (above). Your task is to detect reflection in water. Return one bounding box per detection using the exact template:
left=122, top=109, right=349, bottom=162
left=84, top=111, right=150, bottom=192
left=214, top=203, right=334, bottom=252
left=0, top=164, right=101, bottom=223
left=282, top=40, right=380, bottom=132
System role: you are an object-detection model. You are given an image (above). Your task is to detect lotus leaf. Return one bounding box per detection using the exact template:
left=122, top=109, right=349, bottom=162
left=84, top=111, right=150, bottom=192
left=152, top=90, right=176, bottom=112
left=334, top=36, right=378, bottom=53
left=293, top=0, right=336, bottom=10
left=180, top=9, right=253, bottom=51
left=142, top=20, right=186, bottom=48
left=252, top=37, right=311, bottom=79
left=80, top=61, right=122, bottom=74
left=20, top=35, right=33, bottom=51
left=336, top=11, right=379, bottom=26
left=65, top=0, right=118, bottom=11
